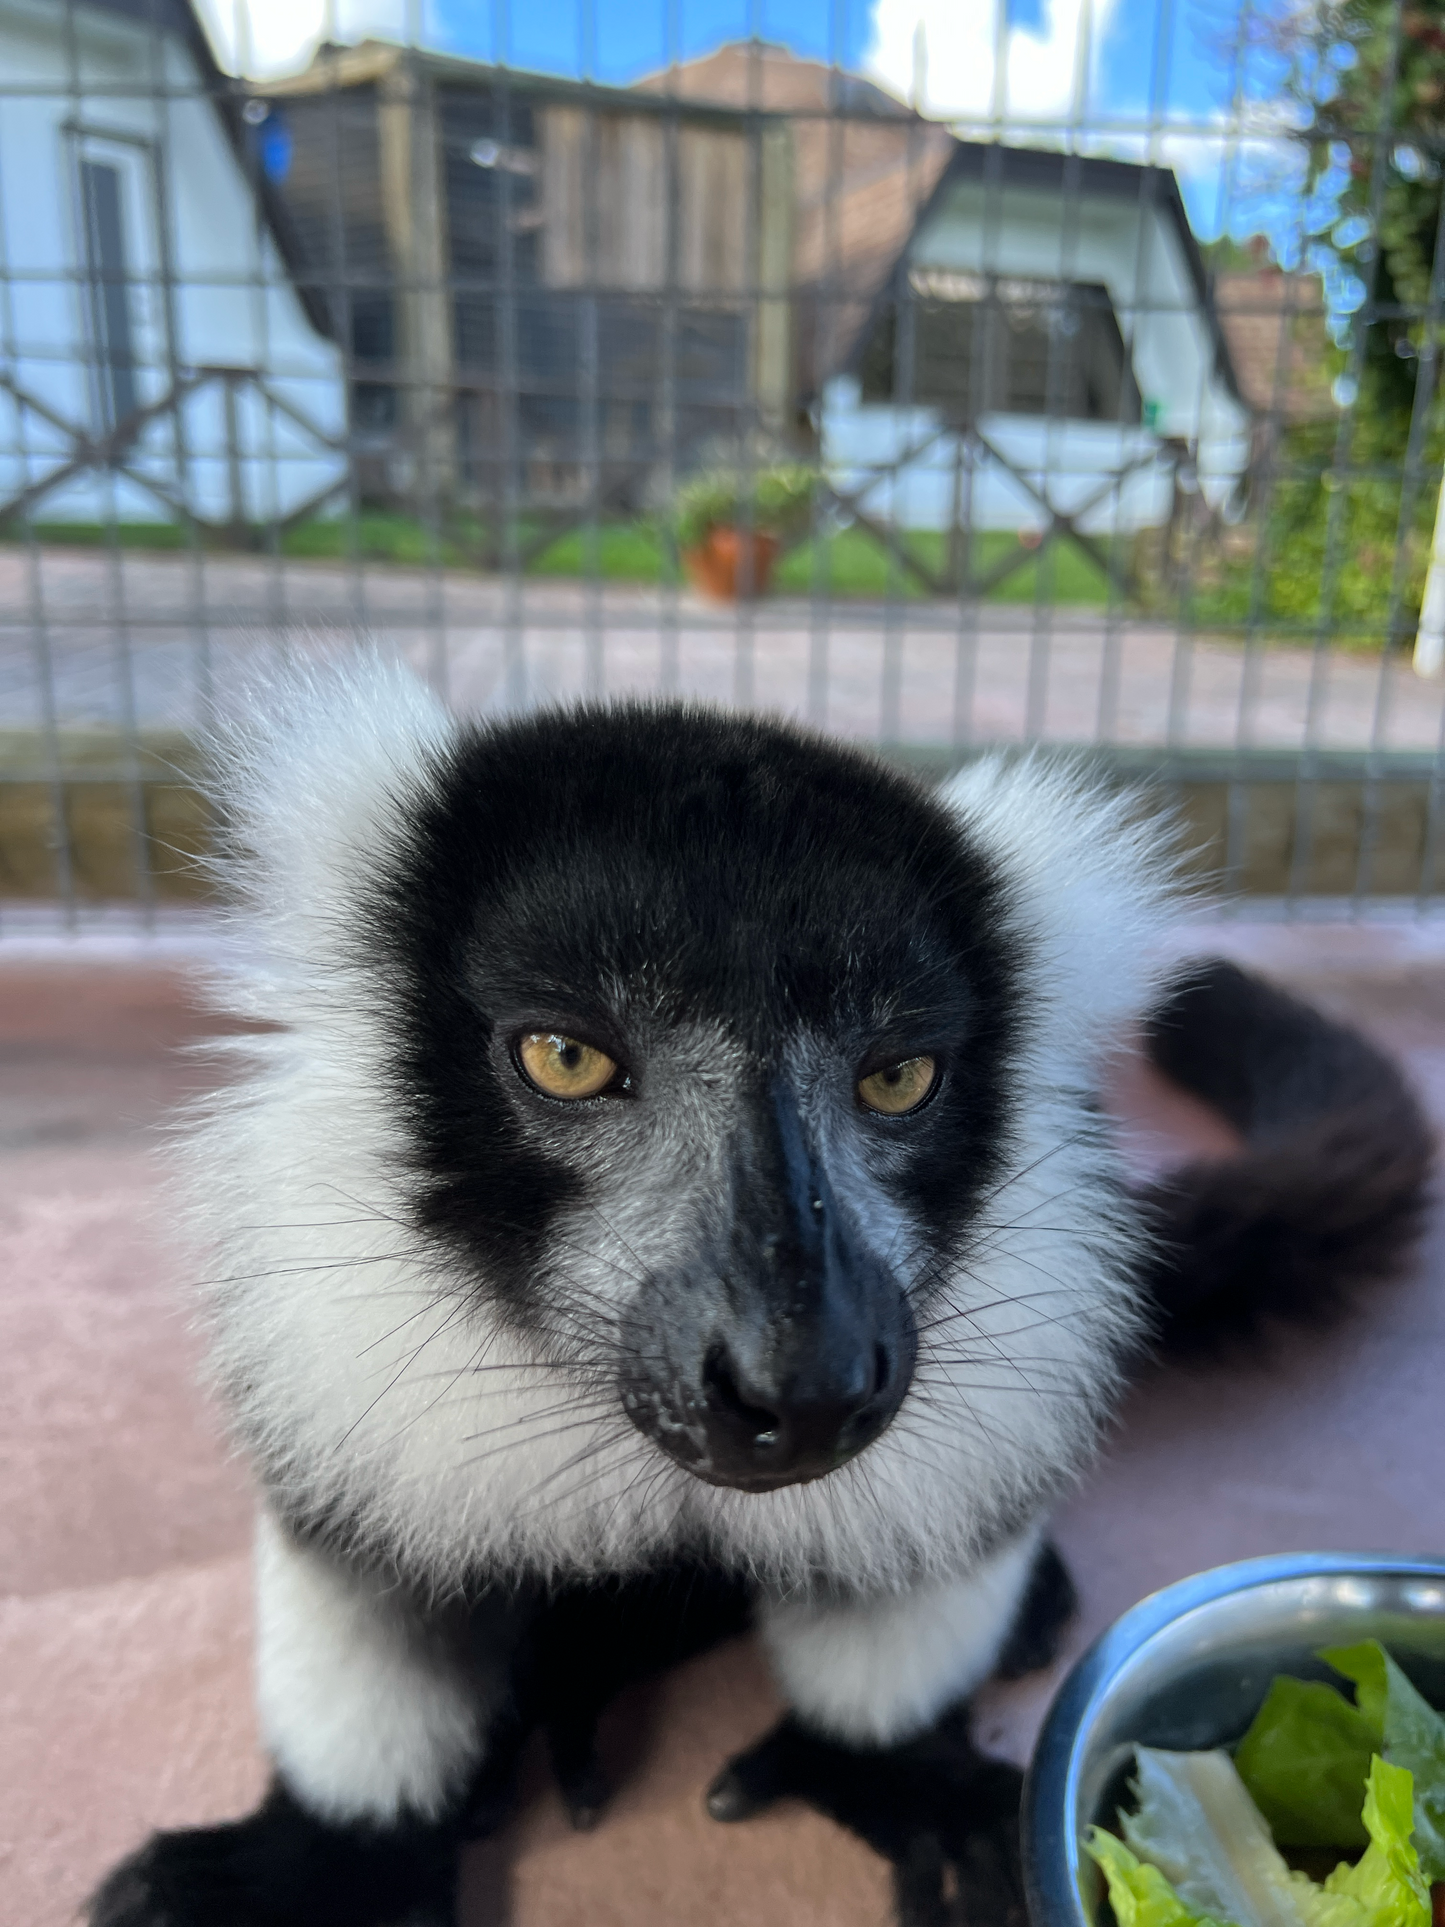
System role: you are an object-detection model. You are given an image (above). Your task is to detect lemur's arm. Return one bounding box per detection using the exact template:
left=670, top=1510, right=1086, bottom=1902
left=89, top=1521, right=754, bottom=1927
left=88, top=1514, right=523, bottom=1927
left=710, top=1528, right=1073, bottom=1927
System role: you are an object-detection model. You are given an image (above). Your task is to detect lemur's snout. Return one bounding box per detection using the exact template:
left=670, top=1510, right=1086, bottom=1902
left=619, top=1075, right=919, bottom=1492
left=619, top=1252, right=917, bottom=1492
left=621, top=1285, right=915, bottom=1493
left=694, top=1317, right=911, bottom=1490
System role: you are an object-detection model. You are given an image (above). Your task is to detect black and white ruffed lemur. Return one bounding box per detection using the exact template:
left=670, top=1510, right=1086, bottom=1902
left=91, top=656, right=1432, bottom=1927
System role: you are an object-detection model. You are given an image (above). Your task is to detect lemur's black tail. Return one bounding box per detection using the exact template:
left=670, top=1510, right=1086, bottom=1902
left=1134, top=958, right=1434, bottom=1356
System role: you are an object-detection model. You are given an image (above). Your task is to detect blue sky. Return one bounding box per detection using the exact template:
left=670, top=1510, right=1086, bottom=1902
left=417, top=0, right=1295, bottom=242
left=427, top=0, right=873, bottom=81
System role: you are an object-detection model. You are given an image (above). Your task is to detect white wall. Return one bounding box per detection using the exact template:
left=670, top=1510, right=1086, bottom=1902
left=822, top=174, right=1252, bottom=535
left=0, top=0, right=347, bottom=525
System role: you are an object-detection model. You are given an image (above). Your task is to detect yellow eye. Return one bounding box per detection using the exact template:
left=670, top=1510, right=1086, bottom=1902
left=517, top=1032, right=620, bottom=1100
left=857, top=1055, right=938, bottom=1117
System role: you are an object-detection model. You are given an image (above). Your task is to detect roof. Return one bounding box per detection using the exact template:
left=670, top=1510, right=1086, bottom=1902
left=632, top=39, right=913, bottom=117
left=632, top=43, right=956, bottom=399
left=830, top=139, right=1245, bottom=408
left=84, top=0, right=335, bottom=340
left=1213, top=270, right=1334, bottom=424
left=260, top=38, right=754, bottom=131
left=633, top=45, right=1245, bottom=409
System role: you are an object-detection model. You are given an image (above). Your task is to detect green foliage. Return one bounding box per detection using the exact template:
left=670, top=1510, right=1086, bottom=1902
left=1183, top=399, right=1444, bottom=646
left=280, top=511, right=479, bottom=566
left=774, top=528, right=1113, bottom=602
left=1294, top=0, right=1445, bottom=414
left=16, top=521, right=194, bottom=550
left=670, top=464, right=821, bottom=550
left=1194, top=0, right=1445, bottom=650
left=515, top=519, right=1114, bottom=602
left=1200, top=234, right=1277, bottom=271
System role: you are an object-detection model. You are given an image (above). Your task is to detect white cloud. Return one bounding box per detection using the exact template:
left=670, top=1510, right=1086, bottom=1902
left=865, top=0, right=1120, bottom=132
left=192, top=0, right=414, bottom=78
left=1081, top=103, right=1310, bottom=245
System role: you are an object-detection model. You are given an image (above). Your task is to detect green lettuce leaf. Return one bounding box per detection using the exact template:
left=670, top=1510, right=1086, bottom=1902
left=1234, top=1677, right=1379, bottom=1848
left=1233, top=1640, right=1445, bottom=1875
left=1122, top=1747, right=1325, bottom=1926
left=1085, top=1824, right=1231, bottom=1927
left=1089, top=1753, right=1430, bottom=1927
left=1322, top=1645, right=1445, bottom=1884
left=1311, top=1757, right=1431, bottom=1927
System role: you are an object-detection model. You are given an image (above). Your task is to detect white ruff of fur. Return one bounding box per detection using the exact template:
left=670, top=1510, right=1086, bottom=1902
left=178, top=655, right=1177, bottom=1600
left=760, top=1524, right=1045, bottom=1745
left=253, top=1511, right=492, bottom=1822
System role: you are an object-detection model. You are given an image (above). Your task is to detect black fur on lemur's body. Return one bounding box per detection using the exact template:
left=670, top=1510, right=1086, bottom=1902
left=91, top=659, right=1432, bottom=1927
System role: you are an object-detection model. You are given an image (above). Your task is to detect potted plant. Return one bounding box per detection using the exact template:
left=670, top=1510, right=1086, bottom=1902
left=673, top=464, right=819, bottom=600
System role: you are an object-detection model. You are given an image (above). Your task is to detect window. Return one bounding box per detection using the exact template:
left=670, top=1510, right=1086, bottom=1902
left=860, top=270, right=1140, bottom=425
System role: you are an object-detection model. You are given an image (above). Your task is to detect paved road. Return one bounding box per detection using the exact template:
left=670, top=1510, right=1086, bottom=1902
left=3, top=546, right=1442, bottom=753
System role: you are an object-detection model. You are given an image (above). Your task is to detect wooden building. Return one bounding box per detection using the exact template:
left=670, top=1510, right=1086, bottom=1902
left=248, top=42, right=794, bottom=520
left=634, top=42, right=955, bottom=424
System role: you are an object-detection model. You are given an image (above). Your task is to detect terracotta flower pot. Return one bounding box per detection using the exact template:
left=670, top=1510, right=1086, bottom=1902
left=682, top=526, right=781, bottom=601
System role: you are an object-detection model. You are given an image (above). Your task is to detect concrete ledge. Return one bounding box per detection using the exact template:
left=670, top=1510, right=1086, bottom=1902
left=3, top=732, right=1443, bottom=901
left=0, top=733, right=212, bottom=901
left=880, top=744, right=1445, bottom=899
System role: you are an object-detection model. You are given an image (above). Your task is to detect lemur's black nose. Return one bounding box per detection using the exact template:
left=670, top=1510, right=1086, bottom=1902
left=694, top=1329, right=902, bottom=1490
left=617, top=1081, right=917, bottom=1490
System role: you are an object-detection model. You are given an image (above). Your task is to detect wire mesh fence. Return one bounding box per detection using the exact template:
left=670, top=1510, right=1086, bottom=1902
left=4, top=0, right=1445, bottom=923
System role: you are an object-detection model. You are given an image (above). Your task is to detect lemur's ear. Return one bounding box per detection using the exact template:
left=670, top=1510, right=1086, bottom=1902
left=940, top=754, right=1181, bottom=1060
left=200, top=652, right=454, bottom=1020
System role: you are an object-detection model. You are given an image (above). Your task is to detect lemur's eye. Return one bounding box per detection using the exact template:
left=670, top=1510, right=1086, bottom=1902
left=857, top=1055, right=938, bottom=1117
left=516, top=1033, right=621, bottom=1100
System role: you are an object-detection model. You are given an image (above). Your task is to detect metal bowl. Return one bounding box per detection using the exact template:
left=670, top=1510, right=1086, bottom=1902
left=1022, top=1553, right=1445, bottom=1927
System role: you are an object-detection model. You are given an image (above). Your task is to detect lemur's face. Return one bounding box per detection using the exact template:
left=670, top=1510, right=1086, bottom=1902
left=374, top=708, right=1023, bottom=1497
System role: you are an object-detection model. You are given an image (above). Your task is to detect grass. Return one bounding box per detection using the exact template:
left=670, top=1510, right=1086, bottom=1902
left=14, top=520, right=198, bottom=551
left=9, top=513, right=1119, bottom=605
left=526, top=523, right=1117, bottom=604
left=526, top=522, right=679, bottom=582
left=773, top=529, right=1115, bottom=604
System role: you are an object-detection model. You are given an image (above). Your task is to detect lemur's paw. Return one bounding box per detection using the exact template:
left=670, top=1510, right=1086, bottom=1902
left=706, top=1708, right=1025, bottom=1927
left=87, top=1786, right=459, bottom=1927
left=993, top=1540, right=1077, bottom=1681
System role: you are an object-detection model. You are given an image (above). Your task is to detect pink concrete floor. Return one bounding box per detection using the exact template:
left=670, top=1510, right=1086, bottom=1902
left=2, top=931, right=1443, bottom=1927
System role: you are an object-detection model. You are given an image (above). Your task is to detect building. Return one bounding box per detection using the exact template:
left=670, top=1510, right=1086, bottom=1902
left=826, top=143, right=1253, bottom=539
left=650, top=43, right=1253, bottom=549
left=238, top=34, right=1253, bottom=561
left=1212, top=247, right=1334, bottom=499
left=248, top=41, right=794, bottom=524
left=0, top=0, right=348, bottom=533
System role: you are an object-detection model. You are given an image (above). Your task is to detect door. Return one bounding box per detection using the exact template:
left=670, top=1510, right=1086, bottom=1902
left=72, top=133, right=169, bottom=438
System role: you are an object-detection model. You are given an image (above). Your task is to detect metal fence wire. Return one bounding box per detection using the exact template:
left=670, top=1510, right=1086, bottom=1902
left=4, top=0, right=1445, bottom=922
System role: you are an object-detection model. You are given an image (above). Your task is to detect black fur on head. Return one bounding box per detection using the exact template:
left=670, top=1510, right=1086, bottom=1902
left=365, top=704, right=1027, bottom=1494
